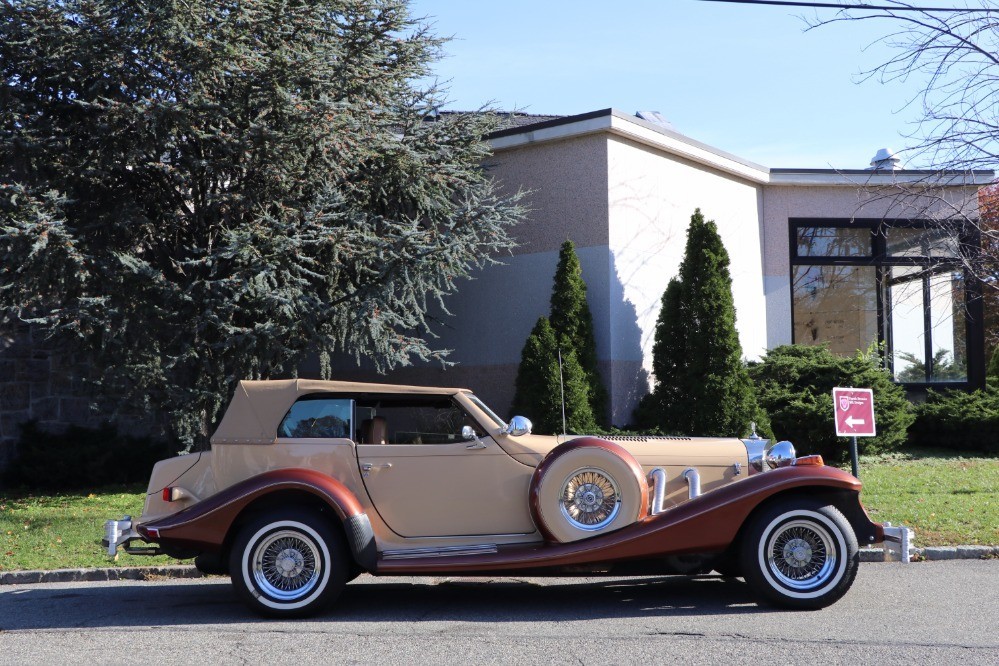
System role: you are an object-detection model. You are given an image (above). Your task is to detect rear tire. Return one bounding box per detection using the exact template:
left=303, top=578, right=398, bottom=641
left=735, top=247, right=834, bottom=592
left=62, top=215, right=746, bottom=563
left=740, top=499, right=858, bottom=610
left=229, top=509, right=349, bottom=618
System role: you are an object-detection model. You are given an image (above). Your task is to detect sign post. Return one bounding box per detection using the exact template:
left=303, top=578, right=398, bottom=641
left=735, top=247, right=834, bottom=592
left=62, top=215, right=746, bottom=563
left=832, top=387, right=876, bottom=478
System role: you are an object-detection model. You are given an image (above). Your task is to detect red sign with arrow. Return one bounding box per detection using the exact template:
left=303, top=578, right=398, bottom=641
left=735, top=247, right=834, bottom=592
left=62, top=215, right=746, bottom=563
left=833, top=387, right=876, bottom=437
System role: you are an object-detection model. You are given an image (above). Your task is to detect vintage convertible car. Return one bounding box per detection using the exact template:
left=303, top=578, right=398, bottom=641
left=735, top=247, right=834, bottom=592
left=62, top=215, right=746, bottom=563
left=104, top=379, right=905, bottom=617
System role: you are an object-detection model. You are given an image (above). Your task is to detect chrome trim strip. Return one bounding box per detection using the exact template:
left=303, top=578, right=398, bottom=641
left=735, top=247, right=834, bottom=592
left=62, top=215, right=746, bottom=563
left=381, top=544, right=499, bottom=560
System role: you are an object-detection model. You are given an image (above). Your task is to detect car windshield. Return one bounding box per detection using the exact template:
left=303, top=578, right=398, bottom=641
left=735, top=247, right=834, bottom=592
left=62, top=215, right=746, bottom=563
left=467, top=394, right=506, bottom=429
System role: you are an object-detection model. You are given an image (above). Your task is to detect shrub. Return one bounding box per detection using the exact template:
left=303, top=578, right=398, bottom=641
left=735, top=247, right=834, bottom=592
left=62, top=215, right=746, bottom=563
left=549, top=240, right=608, bottom=425
left=988, top=346, right=999, bottom=387
left=638, top=209, right=765, bottom=437
left=510, top=317, right=596, bottom=435
left=4, top=421, right=171, bottom=491
left=749, top=345, right=914, bottom=462
left=909, top=388, right=999, bottom=454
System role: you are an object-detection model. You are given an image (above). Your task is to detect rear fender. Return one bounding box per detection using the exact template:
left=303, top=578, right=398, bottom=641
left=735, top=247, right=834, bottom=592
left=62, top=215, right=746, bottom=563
left=136, top=468, right=377, bottom=571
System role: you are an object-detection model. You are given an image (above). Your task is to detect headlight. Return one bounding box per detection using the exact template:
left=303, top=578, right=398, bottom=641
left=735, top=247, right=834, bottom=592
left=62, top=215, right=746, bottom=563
left=765, top=440, right=796, bottom=469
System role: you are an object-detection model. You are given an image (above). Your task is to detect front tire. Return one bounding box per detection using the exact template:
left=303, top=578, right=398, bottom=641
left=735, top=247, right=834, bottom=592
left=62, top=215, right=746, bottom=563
left=740, top=500, right=858, bottom=610
left=229, top=509, right=348, bottom=618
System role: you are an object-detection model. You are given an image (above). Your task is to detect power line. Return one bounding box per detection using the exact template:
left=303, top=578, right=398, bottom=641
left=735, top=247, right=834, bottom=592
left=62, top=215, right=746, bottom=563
left=699, top=0, right=998, bottom=12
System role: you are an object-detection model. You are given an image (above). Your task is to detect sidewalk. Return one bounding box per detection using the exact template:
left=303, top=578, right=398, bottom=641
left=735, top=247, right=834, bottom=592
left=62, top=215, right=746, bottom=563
left=2, top=545, right=996, bottom=586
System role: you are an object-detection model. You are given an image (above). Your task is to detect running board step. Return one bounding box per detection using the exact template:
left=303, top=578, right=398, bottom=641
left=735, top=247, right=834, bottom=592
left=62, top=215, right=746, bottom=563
left=381, top=544, right=499, bottom=560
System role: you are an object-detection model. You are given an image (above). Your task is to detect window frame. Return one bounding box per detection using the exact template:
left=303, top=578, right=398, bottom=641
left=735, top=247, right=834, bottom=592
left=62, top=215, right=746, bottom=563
left=788, top=218, right=985, bottom=389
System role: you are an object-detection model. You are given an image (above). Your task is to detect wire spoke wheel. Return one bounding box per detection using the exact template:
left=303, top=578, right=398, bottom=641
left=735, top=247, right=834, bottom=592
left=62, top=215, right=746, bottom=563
left=252, top=530, right=321, bottom=601
left=231, top=511, right=349, bottom=617
left=560, top=468, right=621, bottom=530
left=253, top=530, right=319, bottom=600
left=765, top=519, right=836, bottom=590
left=741, top=501, right=859, bottom=610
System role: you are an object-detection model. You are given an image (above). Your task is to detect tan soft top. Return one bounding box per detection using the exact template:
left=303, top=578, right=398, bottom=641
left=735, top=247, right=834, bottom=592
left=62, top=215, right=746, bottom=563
left=211, top=379, right=468, bottom=445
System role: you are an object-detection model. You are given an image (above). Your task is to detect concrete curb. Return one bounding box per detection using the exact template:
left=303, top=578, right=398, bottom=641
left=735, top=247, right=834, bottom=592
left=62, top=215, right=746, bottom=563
left=2, top=547, right=997, bottom=585
left=0, top=565, right=204, bottom=586
left=859, top=545, right=999, bottom=562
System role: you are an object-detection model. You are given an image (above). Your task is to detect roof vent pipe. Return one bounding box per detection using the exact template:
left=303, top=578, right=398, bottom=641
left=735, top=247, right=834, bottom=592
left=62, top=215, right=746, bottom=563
left=636, top=111, right=675, bottom=131
left=868, top=148, right=903, bottom=171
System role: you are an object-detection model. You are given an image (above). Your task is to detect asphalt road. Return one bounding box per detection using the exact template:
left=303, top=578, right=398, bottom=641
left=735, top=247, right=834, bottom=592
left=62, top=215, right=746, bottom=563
left=0, top=560, right=996, bottom=665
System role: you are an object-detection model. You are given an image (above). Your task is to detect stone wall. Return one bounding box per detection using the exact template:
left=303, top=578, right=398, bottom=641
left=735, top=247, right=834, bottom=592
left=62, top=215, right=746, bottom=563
left=0, top=325, right=106, bottom=474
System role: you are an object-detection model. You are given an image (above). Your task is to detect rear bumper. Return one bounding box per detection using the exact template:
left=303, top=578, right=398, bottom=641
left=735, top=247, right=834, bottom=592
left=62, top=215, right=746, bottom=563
left=102, top=516, right=163, bottom=557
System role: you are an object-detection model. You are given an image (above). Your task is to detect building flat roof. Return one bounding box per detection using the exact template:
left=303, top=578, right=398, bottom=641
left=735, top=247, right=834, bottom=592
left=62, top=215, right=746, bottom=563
left=487, top=109, right=995, bottom=186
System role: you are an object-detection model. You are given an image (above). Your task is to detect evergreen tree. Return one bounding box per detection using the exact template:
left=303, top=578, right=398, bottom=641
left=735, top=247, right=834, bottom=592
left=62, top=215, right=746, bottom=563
left=0, top=0, right=525, bottom=449
left=510, top=318, right=596, bottom=435
left=641, top=209, right=764, bottom=436
left=549, top=240, right=608, bottom=424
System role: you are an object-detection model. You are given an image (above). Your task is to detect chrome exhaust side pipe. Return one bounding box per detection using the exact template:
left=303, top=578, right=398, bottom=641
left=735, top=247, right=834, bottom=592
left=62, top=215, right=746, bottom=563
left=648, top=467, right=667, bottom=515
left=683, top=467, right=701, bottom=500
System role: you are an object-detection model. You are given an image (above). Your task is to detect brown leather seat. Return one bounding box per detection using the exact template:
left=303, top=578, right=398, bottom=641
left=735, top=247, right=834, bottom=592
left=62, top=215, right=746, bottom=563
left=360, top=416, right=388, bottom=444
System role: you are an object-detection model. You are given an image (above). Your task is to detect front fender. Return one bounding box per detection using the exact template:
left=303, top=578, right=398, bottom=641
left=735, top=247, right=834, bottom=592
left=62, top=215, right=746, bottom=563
left=377, top=464, right=875, bottom=574
left=136, top=468, right=376, bottom=570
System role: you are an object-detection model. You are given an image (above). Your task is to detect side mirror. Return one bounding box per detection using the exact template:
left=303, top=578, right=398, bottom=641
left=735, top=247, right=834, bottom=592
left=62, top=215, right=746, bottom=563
left=460, top=425, right=475, bottom=441
left=502, top=415, right=533, bottom=437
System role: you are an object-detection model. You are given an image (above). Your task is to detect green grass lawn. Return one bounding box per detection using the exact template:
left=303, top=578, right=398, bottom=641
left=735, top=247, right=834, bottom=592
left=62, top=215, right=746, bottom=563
left=1, top=449, right=996, bottom=572
left=849, top=449, right=999, bottom=547
left=0, top=485, right=186, bottom=572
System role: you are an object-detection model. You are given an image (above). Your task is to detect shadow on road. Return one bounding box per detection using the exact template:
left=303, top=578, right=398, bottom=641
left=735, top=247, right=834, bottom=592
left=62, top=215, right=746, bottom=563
left=0, top=574, right=773, bottom=630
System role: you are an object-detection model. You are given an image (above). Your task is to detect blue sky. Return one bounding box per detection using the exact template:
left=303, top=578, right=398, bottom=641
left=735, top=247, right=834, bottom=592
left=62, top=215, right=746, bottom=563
left=409, top=0, right=945, bottom=169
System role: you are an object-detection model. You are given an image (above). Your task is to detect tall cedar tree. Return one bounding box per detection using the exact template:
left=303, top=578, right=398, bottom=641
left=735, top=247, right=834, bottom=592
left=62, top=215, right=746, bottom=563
left=510, top=318, right=596, bottom=435
left=549, top=240, right=608, bottom=424
left=0, top=0, right=525, bottom=449
left=641, top=210, right=764, bottom=436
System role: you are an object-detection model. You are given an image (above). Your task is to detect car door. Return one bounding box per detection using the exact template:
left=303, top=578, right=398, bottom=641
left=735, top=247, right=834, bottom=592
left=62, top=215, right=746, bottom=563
left=355, top=396, right=537, bottom=537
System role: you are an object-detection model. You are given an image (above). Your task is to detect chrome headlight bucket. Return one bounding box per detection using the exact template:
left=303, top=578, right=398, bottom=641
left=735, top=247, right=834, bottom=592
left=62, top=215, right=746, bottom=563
left=765, top=440, right=796, bottom=469
left=742, top=438, right=796, bottom=473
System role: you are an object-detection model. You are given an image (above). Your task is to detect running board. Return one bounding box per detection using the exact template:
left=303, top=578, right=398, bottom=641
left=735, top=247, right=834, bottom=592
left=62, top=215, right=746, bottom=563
left=381, top=544, right=499, bottom=560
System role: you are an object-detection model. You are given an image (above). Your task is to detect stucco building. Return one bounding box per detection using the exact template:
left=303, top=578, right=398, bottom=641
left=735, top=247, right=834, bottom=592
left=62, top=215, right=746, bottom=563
left=1, top=108, right=991, bottom=470
left=342, top=108, right=991, bottom=425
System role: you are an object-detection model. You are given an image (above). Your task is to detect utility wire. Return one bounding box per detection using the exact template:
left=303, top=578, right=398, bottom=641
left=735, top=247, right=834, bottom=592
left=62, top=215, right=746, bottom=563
left=699, top=0, right=998, bottom=12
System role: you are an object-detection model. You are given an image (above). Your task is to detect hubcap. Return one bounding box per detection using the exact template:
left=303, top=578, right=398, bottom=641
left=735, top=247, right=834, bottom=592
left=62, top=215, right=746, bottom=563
left=766, top=519, right=837, bottom=590
left=252, top=530, right=321, bottom=601
left=560, top=468, right=621, bottom=531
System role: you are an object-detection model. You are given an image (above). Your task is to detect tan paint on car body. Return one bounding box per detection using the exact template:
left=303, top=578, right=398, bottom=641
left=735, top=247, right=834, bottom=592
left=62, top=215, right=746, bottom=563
left=138, top=379, right=754, bottom=554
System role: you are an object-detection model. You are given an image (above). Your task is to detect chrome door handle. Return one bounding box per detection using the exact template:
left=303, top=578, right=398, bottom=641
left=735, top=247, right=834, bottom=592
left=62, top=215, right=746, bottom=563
left=360, top=462, right=393, bottom=476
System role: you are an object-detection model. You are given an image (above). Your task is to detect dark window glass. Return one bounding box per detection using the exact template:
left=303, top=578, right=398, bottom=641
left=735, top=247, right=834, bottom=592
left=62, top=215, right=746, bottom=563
left=796, top=227, right=871, bottom=257
left=886, top=266, right=967, bottom=382
left=886, top=227, right=960, bottom=259
left=356, top=396, right=484, bottom=445
left=278, top=398, right=352, bottom=439
left=792, top=265, right=878, bottom=355
left=791, top=221, right=974, bottom=386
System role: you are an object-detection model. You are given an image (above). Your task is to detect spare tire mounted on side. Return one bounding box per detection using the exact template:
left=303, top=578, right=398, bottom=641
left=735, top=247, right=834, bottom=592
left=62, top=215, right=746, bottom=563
left=529, top=437, right=649, bottom=543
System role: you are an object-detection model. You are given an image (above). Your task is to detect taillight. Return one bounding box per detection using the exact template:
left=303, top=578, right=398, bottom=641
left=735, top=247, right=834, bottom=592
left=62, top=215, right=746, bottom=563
left=162, top=487, right=173, bottom=501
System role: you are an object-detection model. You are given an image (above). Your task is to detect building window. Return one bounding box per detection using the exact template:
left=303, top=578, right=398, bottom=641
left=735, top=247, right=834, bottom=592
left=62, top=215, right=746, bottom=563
left=790, top=219, right=984, bottom=387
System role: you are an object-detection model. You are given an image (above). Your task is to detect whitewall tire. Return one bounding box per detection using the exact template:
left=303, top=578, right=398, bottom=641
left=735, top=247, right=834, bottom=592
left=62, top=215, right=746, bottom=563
left=740, top=499, right=859, bottom=610
left=229, top=510, right=348, bottom=618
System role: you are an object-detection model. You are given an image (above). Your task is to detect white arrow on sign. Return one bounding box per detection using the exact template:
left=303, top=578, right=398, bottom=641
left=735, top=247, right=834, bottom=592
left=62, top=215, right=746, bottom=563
left=845, top=416, right=866, bottom=428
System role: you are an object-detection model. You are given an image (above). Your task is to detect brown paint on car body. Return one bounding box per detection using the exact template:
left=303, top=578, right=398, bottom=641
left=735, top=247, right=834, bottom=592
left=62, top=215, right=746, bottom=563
left=377, top=465, right=869, bottom=575
left=136, top=468, right=364, bottom=551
